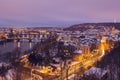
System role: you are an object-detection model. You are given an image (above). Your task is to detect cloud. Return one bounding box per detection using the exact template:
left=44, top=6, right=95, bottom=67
left=0, top=0, right=120, bottom=27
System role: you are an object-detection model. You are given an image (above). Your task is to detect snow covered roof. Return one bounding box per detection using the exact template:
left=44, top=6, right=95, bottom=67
left=74, top=50, right=82, bottom=54
left=84, top=67, right=108, bottom=79
left=0, top=63, right=10, bottom=67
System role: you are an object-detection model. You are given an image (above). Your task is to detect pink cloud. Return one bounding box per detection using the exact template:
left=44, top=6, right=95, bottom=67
left=0, top=0, right=120, bottom=26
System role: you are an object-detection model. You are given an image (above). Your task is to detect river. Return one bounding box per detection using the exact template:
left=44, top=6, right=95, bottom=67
left=0, top=40, right=39, bottom=62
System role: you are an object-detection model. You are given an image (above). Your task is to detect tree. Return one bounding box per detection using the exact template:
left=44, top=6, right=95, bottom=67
left=0, top=64, right=10, bottom=80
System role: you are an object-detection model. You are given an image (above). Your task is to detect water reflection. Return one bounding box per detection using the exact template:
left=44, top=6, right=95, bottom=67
left=0, top=40, right=39, bottom=80
left=3, top=42, right=6, bottom=48
left=29, top=42, right=32, bottom=49
left=17, top=42, right=21, bottom=48
left=0, top=41, right=36, bottom=57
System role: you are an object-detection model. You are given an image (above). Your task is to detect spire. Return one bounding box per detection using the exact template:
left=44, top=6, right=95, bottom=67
left=114, top=19, right=117, bottom=23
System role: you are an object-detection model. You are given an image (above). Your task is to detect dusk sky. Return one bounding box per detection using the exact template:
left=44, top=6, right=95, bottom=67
left=0, top=0, right=120, bottom=27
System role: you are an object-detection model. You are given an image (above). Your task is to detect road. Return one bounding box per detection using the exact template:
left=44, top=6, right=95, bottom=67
left=16, top=38, right=112, bottom=80
left=62, top=42, right=108, bottom=80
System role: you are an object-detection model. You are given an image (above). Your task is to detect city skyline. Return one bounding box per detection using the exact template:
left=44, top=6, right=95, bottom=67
left=0, top=0, right=120, bottom=27
left=0, top=1, right=120, bottom=79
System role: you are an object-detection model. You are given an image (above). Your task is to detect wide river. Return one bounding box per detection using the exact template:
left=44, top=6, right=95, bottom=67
left=0, top=40, right=37, bottom=57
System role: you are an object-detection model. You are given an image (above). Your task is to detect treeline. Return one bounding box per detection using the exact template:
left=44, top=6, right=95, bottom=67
left=64, top=23, right=120, bottom=31
left=97, top=42, right=120, bottom=80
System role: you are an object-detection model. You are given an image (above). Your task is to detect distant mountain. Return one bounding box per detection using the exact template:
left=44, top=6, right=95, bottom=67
left=64, top=23, right=120, bottom=31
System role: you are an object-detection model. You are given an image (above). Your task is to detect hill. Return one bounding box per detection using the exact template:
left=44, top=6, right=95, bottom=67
left=97, top=42, right=120, bottom=80
left=64, top=23, right=120, bottom=31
